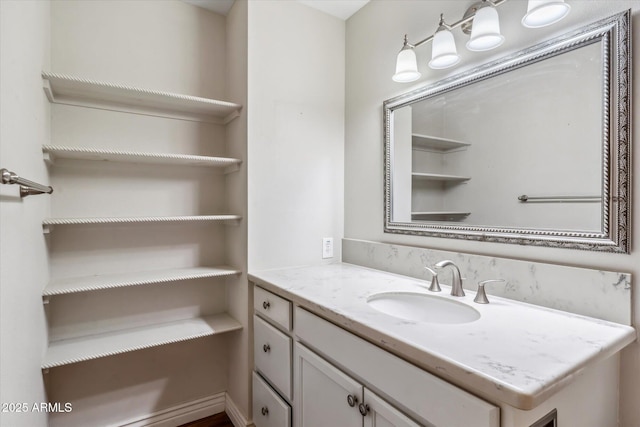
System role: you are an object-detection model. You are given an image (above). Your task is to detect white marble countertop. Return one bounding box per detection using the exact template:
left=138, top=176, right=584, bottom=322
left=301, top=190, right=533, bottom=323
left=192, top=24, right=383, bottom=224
left=248, top=263, right=636, bottom=410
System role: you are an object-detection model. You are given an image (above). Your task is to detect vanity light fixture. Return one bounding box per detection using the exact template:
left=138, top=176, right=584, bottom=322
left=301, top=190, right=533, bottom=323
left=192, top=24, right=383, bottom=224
left=466, top=2, right=505, bottom=51
left=392, top=0, right=571, bottom=82
left=522, top=0, right=571, bottom=28
left=428, top=14, right=461, bottom=69
left=392, top=35, right=422, bottom=83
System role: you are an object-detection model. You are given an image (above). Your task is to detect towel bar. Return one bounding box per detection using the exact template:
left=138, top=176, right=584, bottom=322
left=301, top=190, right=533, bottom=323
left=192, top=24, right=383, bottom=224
left=1, top=168, right=53, bottom=197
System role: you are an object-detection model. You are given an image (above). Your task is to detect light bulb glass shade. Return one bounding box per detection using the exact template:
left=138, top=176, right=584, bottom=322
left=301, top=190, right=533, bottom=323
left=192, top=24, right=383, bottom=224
left=429, top=28, right=460, bottom=69
left=522, top=0, right=571, bottom=28
left=393, top=47, right=421, bottom=82
left=466, top=6, right=505, bottom=52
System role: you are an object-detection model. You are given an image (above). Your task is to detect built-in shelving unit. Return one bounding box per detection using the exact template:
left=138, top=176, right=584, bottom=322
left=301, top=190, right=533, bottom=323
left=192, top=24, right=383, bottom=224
left=42, top=314, right=243, bottom=369
left=42, top=72, right=242, bottom=124
left=43, top=145, right=241, bottom=170
left=43, top=266, right=241, bottom=297
left=411, top=134, right=471, bottom=222
left=412, top=134, right=470, bottom=152
left=412, top=172, right=470, bottom=182
left=42, top=71, right=244, bottom=371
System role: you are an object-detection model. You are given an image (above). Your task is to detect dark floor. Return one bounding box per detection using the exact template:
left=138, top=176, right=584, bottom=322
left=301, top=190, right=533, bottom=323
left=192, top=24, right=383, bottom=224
left=177, top=411, right=234, bottom=427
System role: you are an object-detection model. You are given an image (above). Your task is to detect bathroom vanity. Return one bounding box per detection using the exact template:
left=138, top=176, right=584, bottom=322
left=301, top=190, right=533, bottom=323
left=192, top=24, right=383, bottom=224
left=249, top=263, right=635, bottom=427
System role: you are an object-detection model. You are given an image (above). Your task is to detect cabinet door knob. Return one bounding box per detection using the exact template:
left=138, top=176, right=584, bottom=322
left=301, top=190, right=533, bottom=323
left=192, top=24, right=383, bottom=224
left=358, top=403, right=370, bottom=416
left=261, top=406, right=269, bottom=416
left=263, top=344, right=271, bottom=353
left=347, top=394, right=358, bottom=407
left=262, top=301, right=270, bottom=310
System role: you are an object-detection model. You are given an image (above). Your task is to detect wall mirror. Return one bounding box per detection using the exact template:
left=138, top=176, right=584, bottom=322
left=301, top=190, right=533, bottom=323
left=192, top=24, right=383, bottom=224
left=383, top=10, right=631, bottom=252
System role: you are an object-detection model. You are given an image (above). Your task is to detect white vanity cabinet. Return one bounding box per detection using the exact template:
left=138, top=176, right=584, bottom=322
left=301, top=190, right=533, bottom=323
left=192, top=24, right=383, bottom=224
left=250, top=264, right=635, bottom=427
left=294, top=306, right=499, bottom=427
left=252, top=284, right=499, bottom=427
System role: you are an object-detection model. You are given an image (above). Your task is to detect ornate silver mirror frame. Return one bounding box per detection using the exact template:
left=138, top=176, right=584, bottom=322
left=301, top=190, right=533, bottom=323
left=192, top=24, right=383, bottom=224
left=383, top=10, right=631, bottom=253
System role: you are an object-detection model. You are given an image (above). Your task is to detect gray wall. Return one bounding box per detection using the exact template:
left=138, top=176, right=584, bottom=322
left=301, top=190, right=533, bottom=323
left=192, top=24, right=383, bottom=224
left=345, top=1, right=640, bottom=425
left=248, top=0, right=345, bottom=271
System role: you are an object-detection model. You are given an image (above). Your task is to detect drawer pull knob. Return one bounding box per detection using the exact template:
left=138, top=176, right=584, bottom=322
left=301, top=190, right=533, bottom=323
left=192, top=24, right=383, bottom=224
left=261, top=406, right=269, bottom=416
left=263, top=301, right=270, bottom=310
left=358, top=403, right=370, bottom=416
left=347, top=394, right=358, bottom=407
left=263, top=344, right=271, bottom=353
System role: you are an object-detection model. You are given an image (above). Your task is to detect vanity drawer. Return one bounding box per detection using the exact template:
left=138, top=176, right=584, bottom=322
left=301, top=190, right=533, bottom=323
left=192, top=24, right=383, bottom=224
left=254, top=315, right=292, bottom=400
left=253, top=371, right=291, bottom=427
left=254, top=286, right=292, bottom=331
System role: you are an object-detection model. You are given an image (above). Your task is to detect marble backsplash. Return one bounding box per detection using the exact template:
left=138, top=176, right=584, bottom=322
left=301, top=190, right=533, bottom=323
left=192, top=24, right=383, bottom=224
left=342, top=238, right=632, bottom=325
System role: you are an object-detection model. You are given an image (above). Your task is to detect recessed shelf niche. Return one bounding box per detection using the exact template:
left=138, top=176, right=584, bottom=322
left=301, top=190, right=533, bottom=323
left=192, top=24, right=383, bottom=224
left=42, top=71, right=244, bottom=371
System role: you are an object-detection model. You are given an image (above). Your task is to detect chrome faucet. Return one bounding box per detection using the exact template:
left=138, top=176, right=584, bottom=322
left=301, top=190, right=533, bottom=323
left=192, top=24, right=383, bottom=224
left=434, top=260, right=465, bottom=297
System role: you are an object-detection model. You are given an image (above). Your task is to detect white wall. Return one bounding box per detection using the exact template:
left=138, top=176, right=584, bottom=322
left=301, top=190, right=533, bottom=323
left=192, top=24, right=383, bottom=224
left=0, top=1, right=51, bottom=426
left=247, top=0, right=345, bottom=271
left=345, top=1, right=640, bottom=425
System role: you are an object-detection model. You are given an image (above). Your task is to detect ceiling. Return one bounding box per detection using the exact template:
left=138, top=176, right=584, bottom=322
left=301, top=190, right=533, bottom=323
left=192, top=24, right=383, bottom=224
left=296, top=0, right=369, bottom=20
left=182, top=0, right=369, bottom=20
left=182, top=0, right=235, bottom=15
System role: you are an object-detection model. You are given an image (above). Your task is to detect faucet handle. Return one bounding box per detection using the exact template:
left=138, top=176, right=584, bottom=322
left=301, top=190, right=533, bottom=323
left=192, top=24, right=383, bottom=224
left=424, top=267, right=441, bottom=292
left=474, top=279, right=505, bottom=304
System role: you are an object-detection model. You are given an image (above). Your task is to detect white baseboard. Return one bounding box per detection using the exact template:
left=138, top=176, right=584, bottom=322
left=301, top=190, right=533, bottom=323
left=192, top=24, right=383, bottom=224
left=225, top=392, right=252, bottom=427
left=117, top=393, right=225, bottom=427
left=114, top=392, right=252, bottom=427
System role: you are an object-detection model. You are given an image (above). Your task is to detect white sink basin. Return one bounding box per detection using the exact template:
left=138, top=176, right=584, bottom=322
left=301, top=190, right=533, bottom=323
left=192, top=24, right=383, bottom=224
left=366, top=292, right=480, bottom=324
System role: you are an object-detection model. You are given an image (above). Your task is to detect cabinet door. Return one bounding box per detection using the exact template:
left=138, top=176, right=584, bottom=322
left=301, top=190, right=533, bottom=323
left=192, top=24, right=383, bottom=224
left=294, top=343, right=363, bottom=427
left=363, top=389, right=422, bottom=427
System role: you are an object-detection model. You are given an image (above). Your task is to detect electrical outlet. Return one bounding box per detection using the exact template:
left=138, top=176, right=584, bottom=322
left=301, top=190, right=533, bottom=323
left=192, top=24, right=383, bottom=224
left=322, top=237, right=334, bottom=259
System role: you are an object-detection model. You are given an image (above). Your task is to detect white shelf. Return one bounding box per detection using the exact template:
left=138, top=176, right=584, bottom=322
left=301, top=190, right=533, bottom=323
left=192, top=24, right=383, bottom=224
left=412, top=134, right=470, bottom=152
left=412, top=212, right=470, bottom=221
left=43, top=266, right=241, bottom=297
left=412, top=173, right=470, bottom=182
left=42, top=314, right=242, bottom=369
left=42, top=72, right=242, bottom=124
left=43, top=145, right=241, bottom=170
left=44, top=214, right=240, bottom=227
